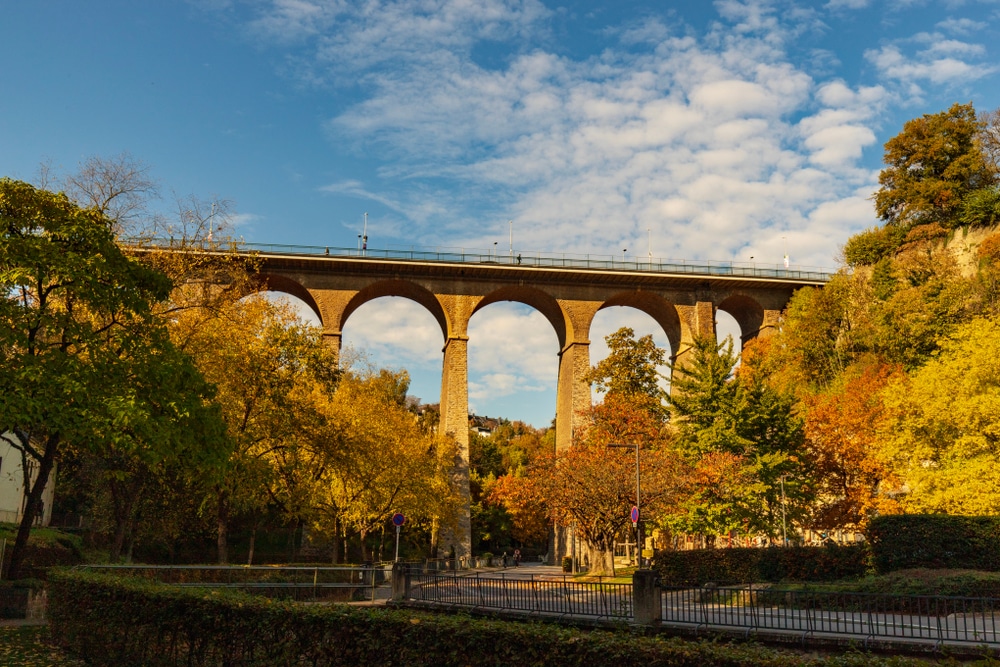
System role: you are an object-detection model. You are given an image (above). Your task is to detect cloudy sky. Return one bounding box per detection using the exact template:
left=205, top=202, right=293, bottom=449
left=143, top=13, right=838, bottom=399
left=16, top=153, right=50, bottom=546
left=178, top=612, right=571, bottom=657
left=3, top=0, right=1000, bottom=425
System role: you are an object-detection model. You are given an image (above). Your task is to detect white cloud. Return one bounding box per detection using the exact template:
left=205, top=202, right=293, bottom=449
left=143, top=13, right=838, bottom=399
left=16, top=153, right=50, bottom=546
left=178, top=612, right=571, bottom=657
left=222, top=0, right=1000, bottom=422
left=936, top=17, right=987, bottom=35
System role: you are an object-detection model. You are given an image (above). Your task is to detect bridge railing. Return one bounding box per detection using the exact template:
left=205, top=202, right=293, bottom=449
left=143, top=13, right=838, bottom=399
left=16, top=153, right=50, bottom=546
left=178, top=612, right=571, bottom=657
left=124, top=238, right=836, bottom=282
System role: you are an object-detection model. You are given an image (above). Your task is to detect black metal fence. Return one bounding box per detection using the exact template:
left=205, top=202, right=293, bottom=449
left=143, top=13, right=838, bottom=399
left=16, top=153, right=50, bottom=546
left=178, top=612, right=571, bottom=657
left=79, top=564, right=392, bottom=603
left=408, top=572, right=633, bottom=621
left=662, top=585, right=1000, bottom=646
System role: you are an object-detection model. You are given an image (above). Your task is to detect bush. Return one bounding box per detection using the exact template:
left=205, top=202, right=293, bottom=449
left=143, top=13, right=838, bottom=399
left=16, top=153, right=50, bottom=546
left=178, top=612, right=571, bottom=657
left=843, top=226, right=907, bottom=266
left=866, top=514, right=1000, bottom=573
left=47, top=569, right=930, bottom=667
left=653, top=544, right=868, bottom=586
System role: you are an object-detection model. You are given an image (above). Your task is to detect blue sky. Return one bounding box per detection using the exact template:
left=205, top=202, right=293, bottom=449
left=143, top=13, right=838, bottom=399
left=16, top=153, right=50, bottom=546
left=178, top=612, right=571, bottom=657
left=4, top=0, right=1000, bottom=426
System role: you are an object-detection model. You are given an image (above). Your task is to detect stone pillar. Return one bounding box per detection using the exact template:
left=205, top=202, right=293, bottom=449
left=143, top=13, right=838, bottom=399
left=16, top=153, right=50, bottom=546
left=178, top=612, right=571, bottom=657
left=438, top=335, right=472, bottom=560
left=554, top=340, right=592, bottom=453
left=391, top=562, right=410, bottom=601
left=321, top=331, right=342, bottom=364
left=633, top=569, right=661, bottom=625
left=757, top=309, right=781, bottom=339
left=672, top=300, right=716, bottom=375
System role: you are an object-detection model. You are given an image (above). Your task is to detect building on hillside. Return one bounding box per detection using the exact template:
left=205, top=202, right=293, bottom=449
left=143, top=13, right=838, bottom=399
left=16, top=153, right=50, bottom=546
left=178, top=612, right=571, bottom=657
left=0, top=432, right=55, bottom=526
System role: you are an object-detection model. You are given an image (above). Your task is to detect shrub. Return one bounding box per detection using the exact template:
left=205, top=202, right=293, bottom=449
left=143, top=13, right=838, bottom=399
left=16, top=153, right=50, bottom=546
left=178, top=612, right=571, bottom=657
left=47, top=569, right=929, bottom=667
left=866, top=514, right=1000, bottom=573
left=843, top=226, right=907, bottom=266
left=653, top=544, right=868, bottom=586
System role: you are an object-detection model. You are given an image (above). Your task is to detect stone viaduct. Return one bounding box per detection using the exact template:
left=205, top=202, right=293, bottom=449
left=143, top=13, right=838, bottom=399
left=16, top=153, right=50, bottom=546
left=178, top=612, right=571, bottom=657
left=231, top=245, right=830, bottom=561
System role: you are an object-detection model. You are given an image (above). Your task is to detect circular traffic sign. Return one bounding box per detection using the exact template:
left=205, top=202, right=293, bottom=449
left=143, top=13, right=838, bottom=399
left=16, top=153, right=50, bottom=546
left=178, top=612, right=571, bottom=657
left=630, top=506, right=639, bottom=523
left=392, top=512, right=406, bottom=527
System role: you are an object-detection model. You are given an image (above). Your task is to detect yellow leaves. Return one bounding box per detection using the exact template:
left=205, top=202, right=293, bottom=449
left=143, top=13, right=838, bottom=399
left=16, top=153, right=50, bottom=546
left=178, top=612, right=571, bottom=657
left=880, top=316, right=1000, bottom=514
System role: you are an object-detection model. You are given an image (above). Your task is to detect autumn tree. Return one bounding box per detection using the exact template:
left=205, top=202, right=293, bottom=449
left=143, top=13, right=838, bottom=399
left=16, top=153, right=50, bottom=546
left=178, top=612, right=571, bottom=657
left=803, top=363, right=903, bottom=530
left=175, top=295, right=339, bottom=563
left=514, top=327, right=679, bottom=573
left=312, top=366, right=460, bottom=562
left=533, top=394, right=682, bottom=574
left=879, top=317, right=1000, bottom=514
left=0, top=179, right=225, bottom=579
left=875, top=103, right=995, bottom=229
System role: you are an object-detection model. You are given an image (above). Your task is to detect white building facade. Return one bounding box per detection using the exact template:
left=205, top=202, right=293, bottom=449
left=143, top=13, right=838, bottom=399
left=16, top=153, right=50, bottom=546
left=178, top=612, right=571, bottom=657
left=0, top=433, right=55, bottom=526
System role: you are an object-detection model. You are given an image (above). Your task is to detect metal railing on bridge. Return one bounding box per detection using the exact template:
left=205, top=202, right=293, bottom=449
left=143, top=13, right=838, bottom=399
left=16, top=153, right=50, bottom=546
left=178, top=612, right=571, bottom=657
left=124, top=237, right=836, bottom=283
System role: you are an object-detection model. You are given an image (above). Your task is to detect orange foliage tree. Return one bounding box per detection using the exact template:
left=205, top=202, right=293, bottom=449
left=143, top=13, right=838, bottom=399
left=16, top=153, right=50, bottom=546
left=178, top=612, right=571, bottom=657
left=803, top=363, right=903, bottom=529
left=531, top=394, right=685, bottom=575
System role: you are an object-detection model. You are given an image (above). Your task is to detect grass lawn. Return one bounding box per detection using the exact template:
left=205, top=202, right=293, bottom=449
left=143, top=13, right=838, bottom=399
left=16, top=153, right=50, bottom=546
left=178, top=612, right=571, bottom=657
left=0, top=625, right=84, bottom=666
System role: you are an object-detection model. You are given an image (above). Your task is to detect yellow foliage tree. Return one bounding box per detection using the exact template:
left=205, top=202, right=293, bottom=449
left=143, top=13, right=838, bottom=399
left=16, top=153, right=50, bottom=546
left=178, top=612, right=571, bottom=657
left=879, top=317, right=1000, bottom=514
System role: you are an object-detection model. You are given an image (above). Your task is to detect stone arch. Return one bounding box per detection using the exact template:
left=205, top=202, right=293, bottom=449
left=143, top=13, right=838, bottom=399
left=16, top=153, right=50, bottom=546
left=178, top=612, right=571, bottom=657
left=594, top=290, right=684, bottom=358
left=339, top=279, right=450, bottom=341
left=252, top=273, right=323, bottom=324
left=717, top=294, right=766, bottom=344
left=471, top=285, right=569, bottom=349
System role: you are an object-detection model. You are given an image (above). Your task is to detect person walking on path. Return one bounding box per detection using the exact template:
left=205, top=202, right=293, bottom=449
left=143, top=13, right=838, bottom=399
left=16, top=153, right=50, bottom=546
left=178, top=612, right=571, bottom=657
left=513, top=549, right=521, bottom=568
left=501, top=552, right=508, bottom=568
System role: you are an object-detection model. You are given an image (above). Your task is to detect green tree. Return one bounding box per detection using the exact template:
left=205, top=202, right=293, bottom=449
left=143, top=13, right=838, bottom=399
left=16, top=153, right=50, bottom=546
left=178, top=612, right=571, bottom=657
left=874, top=103, right=995, bottom=229
left=585, top=327, right=667, bottom=411
left=0, top=179, right=207, bottom=579
left=668, top=336, right=809, bottom=538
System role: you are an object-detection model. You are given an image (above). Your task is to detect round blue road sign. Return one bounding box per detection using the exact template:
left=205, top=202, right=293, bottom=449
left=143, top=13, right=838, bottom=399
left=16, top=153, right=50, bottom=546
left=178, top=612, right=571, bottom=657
left=392, top=512, right=405, bottom=527
left=630, top=506, right=639, bottom=523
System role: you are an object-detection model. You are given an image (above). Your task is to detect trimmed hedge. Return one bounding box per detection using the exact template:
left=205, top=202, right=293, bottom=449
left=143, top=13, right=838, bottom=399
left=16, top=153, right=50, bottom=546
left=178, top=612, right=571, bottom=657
left=49, top=569, right=925, bottom=667
left=653, top=545, right=868, bottom=586
left=866, top=514, right=1000, bottom=574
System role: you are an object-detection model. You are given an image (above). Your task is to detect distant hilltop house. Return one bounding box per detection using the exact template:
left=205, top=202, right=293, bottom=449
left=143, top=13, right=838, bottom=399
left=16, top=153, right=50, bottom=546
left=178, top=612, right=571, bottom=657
left=0, top=432, right=56, bottom=526
left=469, top=414, right=499, bottom=436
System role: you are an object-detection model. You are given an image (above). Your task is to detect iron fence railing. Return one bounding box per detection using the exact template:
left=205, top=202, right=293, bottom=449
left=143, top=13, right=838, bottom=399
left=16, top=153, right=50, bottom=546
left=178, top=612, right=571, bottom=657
left=79, top=564, right=392, bottom=603
left=123, top=238, right=835, bottom=283
left=661, top=585, right=1000, bottom=646
left=408, top=572, right=633, bottom=620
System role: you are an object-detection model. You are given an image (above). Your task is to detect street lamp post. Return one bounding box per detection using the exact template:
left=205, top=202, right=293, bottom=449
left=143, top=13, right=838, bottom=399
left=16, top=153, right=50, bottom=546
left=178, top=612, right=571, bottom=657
left=608, top=442, right=642, bottom=567
left=780, top=475, right=788, bottom=546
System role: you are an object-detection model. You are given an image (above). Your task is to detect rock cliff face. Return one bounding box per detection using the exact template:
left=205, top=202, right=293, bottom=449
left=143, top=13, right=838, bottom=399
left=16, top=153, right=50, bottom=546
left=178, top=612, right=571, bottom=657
left=939, top=225, right=1000, bottom=277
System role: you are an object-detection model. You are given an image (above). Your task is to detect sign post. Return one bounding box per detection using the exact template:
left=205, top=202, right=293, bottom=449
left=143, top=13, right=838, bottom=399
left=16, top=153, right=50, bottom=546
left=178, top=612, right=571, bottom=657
left=630, top=505, right=640, bottom=565
left=392, top=513, right=405, bottom=562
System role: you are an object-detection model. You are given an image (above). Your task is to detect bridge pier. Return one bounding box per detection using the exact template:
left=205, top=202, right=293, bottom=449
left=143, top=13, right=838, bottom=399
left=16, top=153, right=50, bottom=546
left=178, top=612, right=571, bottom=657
left=438, top=334, right=472, bottom=560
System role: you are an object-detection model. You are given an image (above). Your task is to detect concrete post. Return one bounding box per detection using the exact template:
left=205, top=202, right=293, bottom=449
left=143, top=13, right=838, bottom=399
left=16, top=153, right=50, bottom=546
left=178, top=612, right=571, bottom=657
left=391, top=562, right=410, bottom=601
left=632, top=569, right=661, bottom=626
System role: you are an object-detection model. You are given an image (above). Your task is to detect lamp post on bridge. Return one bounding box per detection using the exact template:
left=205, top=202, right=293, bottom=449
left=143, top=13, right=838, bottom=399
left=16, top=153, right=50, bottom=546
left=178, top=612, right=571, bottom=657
left=608, top=442, right=643, bottom=568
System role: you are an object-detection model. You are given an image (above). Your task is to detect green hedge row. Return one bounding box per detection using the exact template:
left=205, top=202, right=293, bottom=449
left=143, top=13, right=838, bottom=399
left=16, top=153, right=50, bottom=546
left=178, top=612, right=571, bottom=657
left=653, top=545, right=868, bottom=585
left=867, top=515, right=1000, bottom=574
left=50, top=569, right=928, bottom=667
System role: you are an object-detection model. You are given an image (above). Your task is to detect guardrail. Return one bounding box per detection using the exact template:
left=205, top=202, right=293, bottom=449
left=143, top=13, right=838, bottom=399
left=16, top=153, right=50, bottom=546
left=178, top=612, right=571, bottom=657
left=662, top=585, right=1000, bottom=647
left=79, top=564, right=392, bottom=603
left=123, top=237, right=836, bottom=283
left=407, top=571, right=633, bottom=621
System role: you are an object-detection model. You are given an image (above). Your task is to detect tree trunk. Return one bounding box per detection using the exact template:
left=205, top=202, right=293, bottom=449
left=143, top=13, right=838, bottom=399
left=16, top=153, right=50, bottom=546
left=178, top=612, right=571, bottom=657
left=5, top=434, right=58, bottom=580
left=359, top=527, right=368, bottom=562
left=331, top=517, right=340, bottom=564
left=217, top=491, right=229, bottom=565
left=430, top=517, right=440, bottom=559
left=589, top=547, right=616, bottom=577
